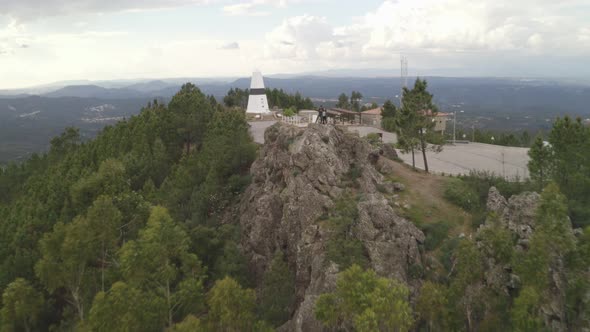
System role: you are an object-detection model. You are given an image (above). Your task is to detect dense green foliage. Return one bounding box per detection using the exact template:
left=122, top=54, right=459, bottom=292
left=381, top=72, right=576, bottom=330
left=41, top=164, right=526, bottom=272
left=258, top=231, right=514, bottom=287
left=1, top=81, right=588, bottom=331
left=258, top=251, right=296, bottom=327
left=453, top=128, right=535, bottom=147
left=392, top=78, right=443, bottom=172
left=323, top=194, right=369, bottom=269
left=528, top=116, right=590, bottom=227
left=315, top=265, right=413, bottom=331
left=0, top=84, right=264, bottom=330
left=223, top=87, right=314, bottom=110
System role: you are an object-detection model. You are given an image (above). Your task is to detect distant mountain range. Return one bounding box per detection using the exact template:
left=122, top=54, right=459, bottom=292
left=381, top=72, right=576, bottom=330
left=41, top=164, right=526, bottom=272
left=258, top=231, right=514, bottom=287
left=1, top=75, right=589, bottom=163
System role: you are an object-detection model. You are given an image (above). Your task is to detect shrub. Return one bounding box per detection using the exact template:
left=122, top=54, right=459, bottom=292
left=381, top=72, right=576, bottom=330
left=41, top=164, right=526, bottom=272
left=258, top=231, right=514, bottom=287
left=324, top=194, right=368, bottom=269
left=422, top=221, right=452, bottom=251
left=365, top=133, right=382, bottom=146
left=283, top=107, right=297, bottom=117
left=444, top=178, right=480, bottom=212
left=343, top=163, right=362, bottom=188
left=408, top=263, right=425, bottom=279
left=439, top=237, right=461, bottom=275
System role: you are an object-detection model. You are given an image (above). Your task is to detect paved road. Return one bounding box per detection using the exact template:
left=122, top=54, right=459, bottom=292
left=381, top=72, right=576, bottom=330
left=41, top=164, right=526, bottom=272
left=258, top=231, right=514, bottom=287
left=248, top=122, right=528, bottom=179
left=397, top=143, right=530, bottom=179
left=248, top=121, right=277, bottom=144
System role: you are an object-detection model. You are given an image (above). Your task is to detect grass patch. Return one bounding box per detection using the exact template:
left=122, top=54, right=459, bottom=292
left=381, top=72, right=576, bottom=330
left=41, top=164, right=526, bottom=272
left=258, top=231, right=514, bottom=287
left=342, top=163, right=362, bottom=189
left=321, top=193, right=369, bottom=270
left=422, top=221, right=452, bottom=251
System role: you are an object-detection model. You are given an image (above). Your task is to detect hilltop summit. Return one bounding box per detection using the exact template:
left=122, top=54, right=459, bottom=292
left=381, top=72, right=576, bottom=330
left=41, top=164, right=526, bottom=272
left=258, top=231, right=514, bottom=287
left=232, top=123, right=424, bottom=330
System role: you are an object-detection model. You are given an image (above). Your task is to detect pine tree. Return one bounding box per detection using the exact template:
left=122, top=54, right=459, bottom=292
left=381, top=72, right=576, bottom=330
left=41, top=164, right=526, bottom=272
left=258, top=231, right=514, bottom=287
left=1, top=278, right=44, bottom=332
left=527, top=136, right=552, bottom=191
left=119, top=206, right=205, bottom=327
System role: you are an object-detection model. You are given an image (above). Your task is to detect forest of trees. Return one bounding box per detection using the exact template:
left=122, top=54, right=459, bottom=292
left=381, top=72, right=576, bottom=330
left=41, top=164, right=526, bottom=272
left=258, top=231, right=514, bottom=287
left=0, top=82, right=588, bottom=331
left=223, top=88, right=314, bottom=111
left=0, top=84, right=275, bottom=331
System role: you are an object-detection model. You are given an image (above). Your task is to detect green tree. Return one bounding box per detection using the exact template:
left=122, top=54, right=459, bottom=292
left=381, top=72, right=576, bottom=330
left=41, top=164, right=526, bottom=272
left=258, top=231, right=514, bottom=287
left=87, top=281, right=166, bottom=332
left=49, top=126, right=81, bottom=158
left=206, top=277, right=257, bottom=332
left=223, top=88, right=249, bottom=109
left=477, top=218, right=514, bottom=264
left=336, top=93, right=350, bottom=109
left=85, top=196, right=122, bottom=292
left=397, top=78, right=442, bottom=173
left=511, top=287, right=543, bottom=332
left=169, top=315, right=203, bottom=332
left=35, top=217, right=100, bottom=321
left=393, top=90, right=421, bottom=169
left=512, top=184, right=576, bottom=330
left=315, top=265, right=413, bottom=331
left=351, top=91, right=363, bottom=112
left=548, top=116, right=590, bottom=227
left=119, top=206, right=205, bottom=327
left=448, top=239, right=484, bottom=331
left=527, top=136, right=552, bottom=191
left=70, top=159, right=128, bottom=211
left=416, top=281, right=448, bottom=331
left=258, top=250, right=296, bottom=326
left=1, top=278, right=44, bottom=332
left=168, top=83, right=215, bottom=154
left=381, top=100, right=397, bottom=118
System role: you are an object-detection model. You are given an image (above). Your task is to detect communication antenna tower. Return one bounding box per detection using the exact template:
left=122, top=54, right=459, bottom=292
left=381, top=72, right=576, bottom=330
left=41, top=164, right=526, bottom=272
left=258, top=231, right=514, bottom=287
left=400, top=55, right=408, bottom=108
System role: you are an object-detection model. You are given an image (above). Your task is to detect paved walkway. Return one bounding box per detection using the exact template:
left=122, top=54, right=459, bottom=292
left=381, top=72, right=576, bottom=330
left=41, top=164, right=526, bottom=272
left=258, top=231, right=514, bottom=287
left=397, top=143, right=530, bottom=179
left=248, top=121, right=528, bottom=179
left=248, top=121, right=277, bottom=144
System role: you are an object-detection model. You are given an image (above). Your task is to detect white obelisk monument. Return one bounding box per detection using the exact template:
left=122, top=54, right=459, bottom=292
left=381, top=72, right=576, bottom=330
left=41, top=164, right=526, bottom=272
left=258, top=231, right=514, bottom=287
left=246, top=70, right=270, bottom=114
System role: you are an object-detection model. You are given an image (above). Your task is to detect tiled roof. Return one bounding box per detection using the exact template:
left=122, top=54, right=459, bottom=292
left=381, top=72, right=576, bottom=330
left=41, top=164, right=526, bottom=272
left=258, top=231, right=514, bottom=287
left=362, top=107, right=382, bottom=115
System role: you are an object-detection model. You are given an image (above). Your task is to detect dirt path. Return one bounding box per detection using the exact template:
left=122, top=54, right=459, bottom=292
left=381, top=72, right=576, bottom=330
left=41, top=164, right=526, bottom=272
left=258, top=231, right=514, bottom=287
left=382, top=157, right=473, bottom=236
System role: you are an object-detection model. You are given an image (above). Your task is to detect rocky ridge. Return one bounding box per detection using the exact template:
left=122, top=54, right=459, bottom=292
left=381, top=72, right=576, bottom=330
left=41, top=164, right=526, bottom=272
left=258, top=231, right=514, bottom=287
left=479, top=187, right=572, bottom=331
left=236, top=123, right=424, bottom=331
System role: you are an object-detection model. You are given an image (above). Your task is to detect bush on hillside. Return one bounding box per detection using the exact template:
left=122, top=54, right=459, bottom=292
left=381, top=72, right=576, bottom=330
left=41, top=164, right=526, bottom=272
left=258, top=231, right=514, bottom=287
left=444, top=178, right=480, bottom=212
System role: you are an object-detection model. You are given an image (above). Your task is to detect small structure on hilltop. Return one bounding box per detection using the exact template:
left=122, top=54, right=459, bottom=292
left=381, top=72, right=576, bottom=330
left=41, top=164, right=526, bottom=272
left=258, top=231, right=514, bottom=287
left=328, top=108, right=362, bottom=125
left=433, top=112, right=450, bottom=135
left=361, top=107, right=382, bottom=127
left=246, top=70, right=270, bottom=114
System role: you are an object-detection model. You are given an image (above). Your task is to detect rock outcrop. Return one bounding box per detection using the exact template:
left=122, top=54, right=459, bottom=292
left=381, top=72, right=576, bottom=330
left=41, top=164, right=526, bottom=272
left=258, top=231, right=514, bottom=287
left=237, top=123, right=424, bottom=331
left=479, top=187, right=570, bottom=331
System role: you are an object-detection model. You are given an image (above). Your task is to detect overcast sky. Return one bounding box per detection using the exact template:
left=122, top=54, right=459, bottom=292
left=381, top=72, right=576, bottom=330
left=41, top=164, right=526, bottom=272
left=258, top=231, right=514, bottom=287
left=0, top=0, right=589, bottom=88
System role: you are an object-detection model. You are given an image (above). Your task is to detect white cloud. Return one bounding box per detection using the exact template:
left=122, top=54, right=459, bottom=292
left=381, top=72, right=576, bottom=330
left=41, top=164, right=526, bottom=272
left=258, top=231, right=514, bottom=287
left=263, top=0, right=590, bottom=70
left=222, top=0, right=306, bottom=16
left=219, top=41, right=240, bottom=49
left=0, top=0, right=216, bottom=21
left=265, top=15, right=333, bottom=59
left=223, top=3, right=270, bottom=16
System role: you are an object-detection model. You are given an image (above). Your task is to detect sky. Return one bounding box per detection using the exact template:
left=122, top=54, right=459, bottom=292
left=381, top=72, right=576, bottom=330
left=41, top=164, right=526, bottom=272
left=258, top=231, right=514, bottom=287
left=0, top=0, right=589, bottom=89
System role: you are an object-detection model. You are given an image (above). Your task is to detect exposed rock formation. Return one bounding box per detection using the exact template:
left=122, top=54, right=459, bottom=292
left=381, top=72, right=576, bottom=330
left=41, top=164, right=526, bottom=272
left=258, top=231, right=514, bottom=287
left=479, top=187, right=569, bottom=331
left=237, top=124, right=424, bottom=331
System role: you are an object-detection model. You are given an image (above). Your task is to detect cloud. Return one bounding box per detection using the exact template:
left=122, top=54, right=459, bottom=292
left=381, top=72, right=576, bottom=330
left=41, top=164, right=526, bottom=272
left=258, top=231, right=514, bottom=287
left=0, top=0, right=216, bottom=21
left=264, top=0, right=590, bottom=66
left=222, top=0, right=304, bottom=16
left=265, top=14, right=333, bottom=59
left=219, top=41, right=240, bottom=49
left=223, top=3, right=270, bottom=16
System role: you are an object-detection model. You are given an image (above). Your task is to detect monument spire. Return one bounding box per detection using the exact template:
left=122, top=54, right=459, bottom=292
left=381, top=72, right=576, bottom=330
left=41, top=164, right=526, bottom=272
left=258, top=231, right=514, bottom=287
left=246, top=70, right=271, bottom=114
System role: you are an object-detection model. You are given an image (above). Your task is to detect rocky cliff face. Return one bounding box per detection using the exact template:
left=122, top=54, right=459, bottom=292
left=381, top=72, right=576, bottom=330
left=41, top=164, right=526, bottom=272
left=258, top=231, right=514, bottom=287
left=237, top=123, right=424, bottom=331
left=480, top=187, right=570, bottom=331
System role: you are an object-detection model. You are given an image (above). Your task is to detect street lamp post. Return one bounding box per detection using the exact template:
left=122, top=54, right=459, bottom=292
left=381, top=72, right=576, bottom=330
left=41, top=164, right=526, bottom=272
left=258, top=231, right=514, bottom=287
left=453, top=110, right=464, bottom=144
left=453, top=111, right=457, bottom=145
